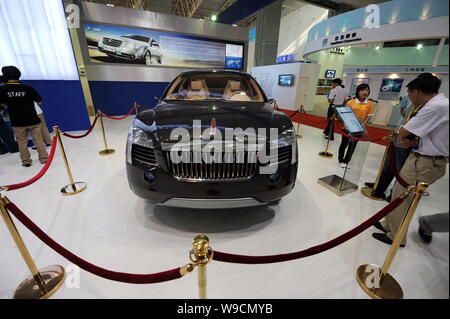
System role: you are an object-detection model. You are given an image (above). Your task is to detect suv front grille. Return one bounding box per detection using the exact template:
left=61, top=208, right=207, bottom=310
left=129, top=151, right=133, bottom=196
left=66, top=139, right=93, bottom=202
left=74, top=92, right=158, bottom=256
left=132, top=144, right=157, bottom=167
left=165, top=151, right=258, bottom=181
left=275, top=145, right=292, bottom=164
left=164, top=146, right=292, bottom=182
left=102, top=37, right=122, bottom=47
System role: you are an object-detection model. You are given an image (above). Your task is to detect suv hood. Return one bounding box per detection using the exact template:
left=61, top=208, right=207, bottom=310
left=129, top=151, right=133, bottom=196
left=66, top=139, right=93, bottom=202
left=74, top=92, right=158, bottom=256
left=135, top=101, right=292, bottom=144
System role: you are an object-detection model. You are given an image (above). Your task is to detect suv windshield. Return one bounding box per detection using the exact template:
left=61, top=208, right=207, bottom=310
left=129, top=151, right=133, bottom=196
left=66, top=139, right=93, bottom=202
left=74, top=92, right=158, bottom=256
left=122, top=35, right=150, bottom=43
left=163, top=74, right=266, bottom=102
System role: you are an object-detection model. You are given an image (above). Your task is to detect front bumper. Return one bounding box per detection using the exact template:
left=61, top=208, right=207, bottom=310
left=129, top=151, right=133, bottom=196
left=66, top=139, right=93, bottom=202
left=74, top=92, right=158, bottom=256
left=98, top=47, right=142, bottom=60
left=126, top=161, right=298, bottom=209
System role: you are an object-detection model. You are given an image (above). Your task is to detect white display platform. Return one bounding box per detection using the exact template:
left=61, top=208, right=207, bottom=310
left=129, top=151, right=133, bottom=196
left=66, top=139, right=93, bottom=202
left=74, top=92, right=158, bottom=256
left=0, top=119, right=448, bottom=299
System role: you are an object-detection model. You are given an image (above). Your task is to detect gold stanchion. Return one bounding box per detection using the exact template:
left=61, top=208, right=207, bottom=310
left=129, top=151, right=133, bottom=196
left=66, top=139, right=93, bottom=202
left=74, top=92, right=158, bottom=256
left=97, top=110, right=115, bottom=156
left=318, top=115, right=334, bottom=158
left=134, top=102, right=139, bottom=116
left=53, top=126, right=87, bottom=195
left=295, top=105, right=303, bottom=138
left=189, top=234, right=213, bottom=299
left=0, top=196, right=65, bottom=299
left=356, top=182, right=428, bottom=299
left=361, top=132, right=394, bottom=200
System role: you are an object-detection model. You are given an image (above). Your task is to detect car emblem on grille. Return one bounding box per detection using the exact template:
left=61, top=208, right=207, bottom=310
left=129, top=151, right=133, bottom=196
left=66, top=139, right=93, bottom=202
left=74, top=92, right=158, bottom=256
left=210, top=118, right=216, bottom=135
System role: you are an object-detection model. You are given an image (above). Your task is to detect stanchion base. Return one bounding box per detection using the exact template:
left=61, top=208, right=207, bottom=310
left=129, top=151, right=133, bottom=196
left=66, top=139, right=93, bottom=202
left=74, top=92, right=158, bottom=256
left=296, top=134, right=303, bottom=138
left=356, top=264, right=403, bottom=299
left=14, top=265, right=65, bottom=299
left=318, top=151, right=333, bottom=158
left=317, top=174, right=358, bottom=196
left=361, top=187, right=385, bottom=201
left=99, top=149, right=115, bottom=156
left=61, top=182, right=87, bottom=196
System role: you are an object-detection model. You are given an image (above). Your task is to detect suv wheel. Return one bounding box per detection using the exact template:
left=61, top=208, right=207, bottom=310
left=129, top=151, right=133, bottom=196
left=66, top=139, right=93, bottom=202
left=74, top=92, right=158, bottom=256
left=144, top=51, right=152, bottom=65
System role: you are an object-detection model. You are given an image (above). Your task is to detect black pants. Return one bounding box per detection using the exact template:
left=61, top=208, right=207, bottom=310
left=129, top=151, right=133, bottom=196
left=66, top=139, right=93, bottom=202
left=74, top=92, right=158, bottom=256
left=374, top=146, right=411, bottom=194
left=338, top=135, right=358, bottom=164
left=323, top=104, right=335, bottom=140
left=0, top=117, right=18, bottom=154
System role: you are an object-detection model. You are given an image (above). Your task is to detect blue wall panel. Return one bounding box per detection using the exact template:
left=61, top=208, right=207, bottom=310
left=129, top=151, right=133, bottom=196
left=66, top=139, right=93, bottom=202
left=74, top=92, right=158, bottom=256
left=88, top=81, right=171, bottom=115
left=22, top=80, right=90, bottom=132
left=218, top=0, right=278, bottom=24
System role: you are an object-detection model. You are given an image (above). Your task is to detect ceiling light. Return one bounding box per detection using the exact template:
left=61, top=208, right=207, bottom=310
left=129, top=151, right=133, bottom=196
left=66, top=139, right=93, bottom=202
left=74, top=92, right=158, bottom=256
left=417, top=44, right=423, bottom=49
left=106, top=3, right=114, bottom=6
left=210, top=14, right=217, bottom=22
left=375, top=46, right=380, bottom=50
left=232, top=24, right=237, bottom=27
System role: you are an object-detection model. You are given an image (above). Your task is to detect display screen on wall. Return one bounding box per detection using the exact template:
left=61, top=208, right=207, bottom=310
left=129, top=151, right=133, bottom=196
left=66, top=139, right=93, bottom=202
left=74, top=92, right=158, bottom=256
left=325, top=69, right=336, bottom=78
left=378, top=78, right=404, bottom=100
left=278, top=74, right=294, bottom=86
left=83, top=23, right=244, bottom=70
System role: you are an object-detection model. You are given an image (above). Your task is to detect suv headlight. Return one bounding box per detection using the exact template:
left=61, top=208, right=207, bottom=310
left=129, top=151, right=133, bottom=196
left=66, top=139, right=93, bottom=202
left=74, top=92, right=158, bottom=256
left=277, top=128, right=296, bottom=147
left=126, top=125, right=154, bottom=164
left=125, top=42, right=140, bottom=50
left=274, top=128, right=297, bottom=164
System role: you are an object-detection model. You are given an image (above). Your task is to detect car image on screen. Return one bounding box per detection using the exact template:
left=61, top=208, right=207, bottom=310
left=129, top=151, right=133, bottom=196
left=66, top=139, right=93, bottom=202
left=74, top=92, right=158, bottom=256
left=98, top=34, right=162, bottom=65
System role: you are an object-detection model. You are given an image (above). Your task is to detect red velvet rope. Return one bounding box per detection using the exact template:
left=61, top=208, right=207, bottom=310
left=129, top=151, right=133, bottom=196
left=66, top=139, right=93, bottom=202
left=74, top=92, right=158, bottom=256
left=5, top=201, right=183, bottom=284
left=388, top=142, right=410, bottom=188
left=3, top=136, right=58, bottom=191
left=213, top=197, right=404, bottom=264
left=137, top=104, right=152, bottom=110
left=289, top=109, right=300, bottom=118
left=298, top=111, right=329, bottom=124
left=101, top=106, right=137, bottom=120
left=337, top=121, right=386, bottom=142
left=340, top=130, right=385, bottom=142
left=62, top=115, right=99, bottom=139
left=299, top=109, right=387, bottom=142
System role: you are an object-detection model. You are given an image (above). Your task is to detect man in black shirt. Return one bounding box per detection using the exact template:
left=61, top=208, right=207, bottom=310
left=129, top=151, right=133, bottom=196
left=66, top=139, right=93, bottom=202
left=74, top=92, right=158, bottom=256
left=0, top=66, right=48, bottom=167
left=0, top=75, right=19, bottom=154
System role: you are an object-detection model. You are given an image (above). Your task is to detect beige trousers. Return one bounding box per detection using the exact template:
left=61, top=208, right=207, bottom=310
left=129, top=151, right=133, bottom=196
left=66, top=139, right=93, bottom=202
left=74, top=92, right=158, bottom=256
left=381, top=153, right=447, bottom=245
left=12, top=124, right=48, bottom=164
left=38, top=113, right=52, bottom=145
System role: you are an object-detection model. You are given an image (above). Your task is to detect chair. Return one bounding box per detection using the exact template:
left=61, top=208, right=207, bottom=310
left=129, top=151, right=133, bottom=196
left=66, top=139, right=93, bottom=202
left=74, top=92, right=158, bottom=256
left=224, top=80, right=251, bottom=101
left=185, top=80, right=207, bottom=100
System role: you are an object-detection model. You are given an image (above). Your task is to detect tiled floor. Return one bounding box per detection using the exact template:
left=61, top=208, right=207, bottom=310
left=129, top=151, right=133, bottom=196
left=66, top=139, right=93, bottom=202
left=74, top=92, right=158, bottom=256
left=0, top=117, right=448, bottom=299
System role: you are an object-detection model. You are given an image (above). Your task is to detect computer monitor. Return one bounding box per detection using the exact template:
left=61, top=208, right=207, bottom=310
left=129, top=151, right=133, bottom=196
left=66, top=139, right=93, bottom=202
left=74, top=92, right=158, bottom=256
left=325, top=70, right=336, bottom=78
left=332, top=106, right=365, bottom=137
left=278, top=74, right=294, bottom=86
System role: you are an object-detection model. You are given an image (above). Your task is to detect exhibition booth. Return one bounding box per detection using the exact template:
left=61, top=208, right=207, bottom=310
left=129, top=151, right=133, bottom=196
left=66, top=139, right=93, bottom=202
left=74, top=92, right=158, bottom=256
left=302, top=0, right=449, bottom=126
left=0, top=0, right=448, bottom=301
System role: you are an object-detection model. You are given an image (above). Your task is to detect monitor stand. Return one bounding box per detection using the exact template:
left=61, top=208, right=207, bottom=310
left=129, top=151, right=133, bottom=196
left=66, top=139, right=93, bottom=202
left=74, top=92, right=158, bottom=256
left=317, top=163, right=358, bottom=196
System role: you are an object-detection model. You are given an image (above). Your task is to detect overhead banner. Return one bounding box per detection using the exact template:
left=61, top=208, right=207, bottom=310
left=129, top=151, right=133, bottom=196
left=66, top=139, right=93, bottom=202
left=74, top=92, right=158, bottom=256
left=84, top=23, right=244, bottom=69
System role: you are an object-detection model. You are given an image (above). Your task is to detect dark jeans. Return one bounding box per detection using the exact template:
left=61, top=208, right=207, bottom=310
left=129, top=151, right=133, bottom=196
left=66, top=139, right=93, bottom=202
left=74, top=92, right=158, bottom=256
left=0, top=117, right=18, bottom=154
left=375, top=146, right=411, bottom=194
left=338, top=135, right=358, bottom=164
left=323, top=104, right=335, bottom=140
